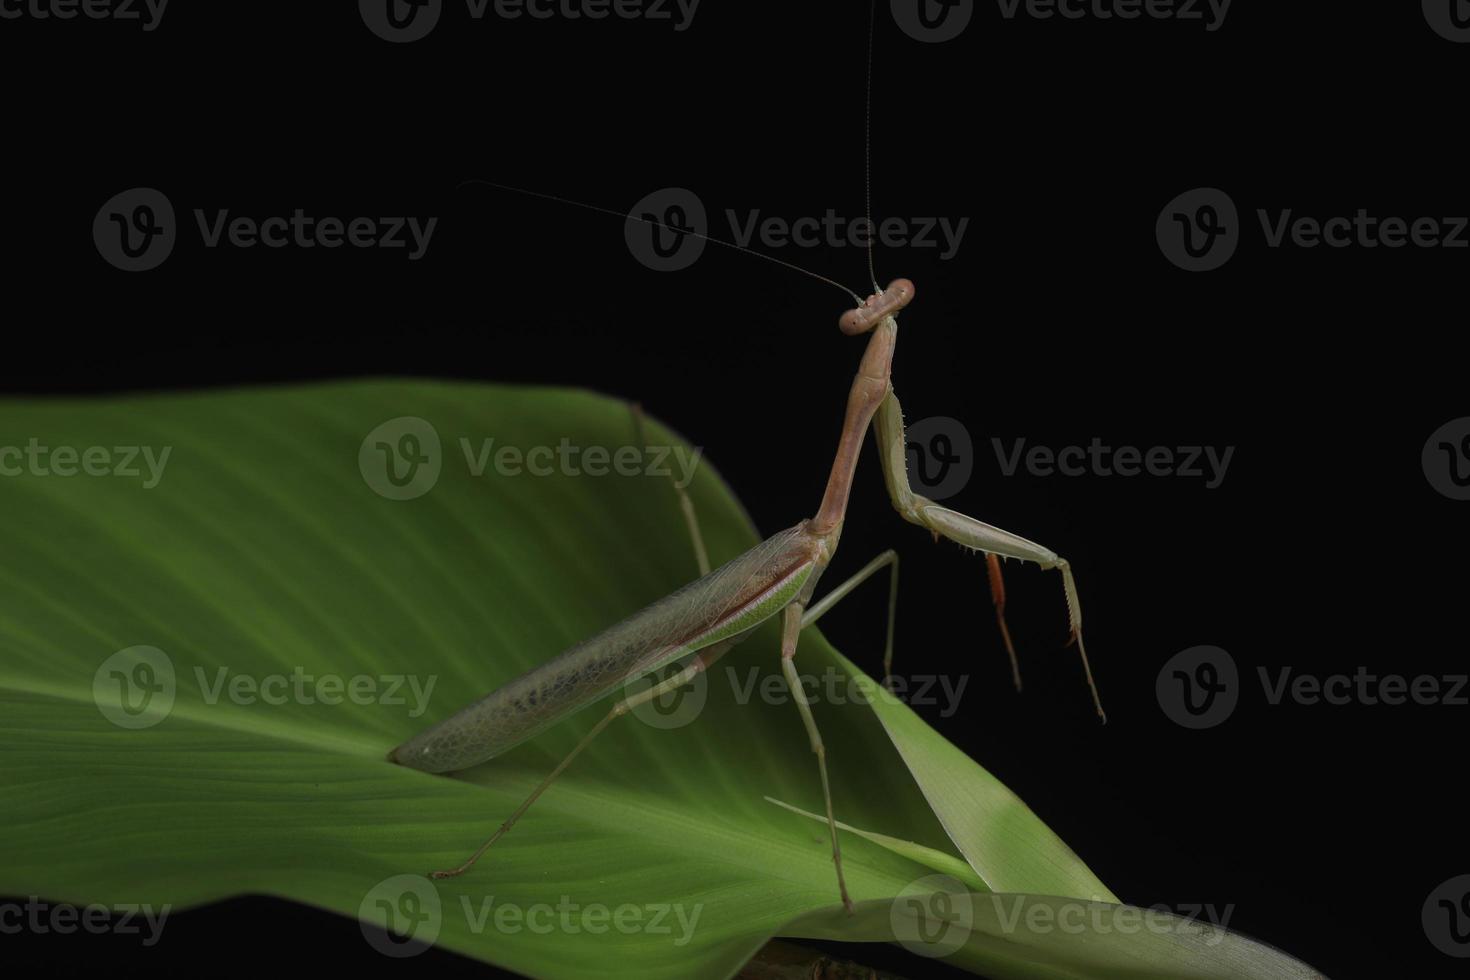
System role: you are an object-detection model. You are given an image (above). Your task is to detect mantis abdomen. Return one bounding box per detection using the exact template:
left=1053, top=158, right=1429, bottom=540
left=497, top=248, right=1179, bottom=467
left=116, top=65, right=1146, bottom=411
left=389, top=522, right=822, bottom=773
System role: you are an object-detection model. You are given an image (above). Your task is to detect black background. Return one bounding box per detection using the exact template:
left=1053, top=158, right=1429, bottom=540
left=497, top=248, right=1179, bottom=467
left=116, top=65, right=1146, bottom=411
left=3, top=1, right=1467, bottom=977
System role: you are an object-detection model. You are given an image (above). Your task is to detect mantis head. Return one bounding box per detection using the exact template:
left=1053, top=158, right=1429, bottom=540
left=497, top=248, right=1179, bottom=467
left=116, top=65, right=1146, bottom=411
left=839, top=278, right=915, bottom=335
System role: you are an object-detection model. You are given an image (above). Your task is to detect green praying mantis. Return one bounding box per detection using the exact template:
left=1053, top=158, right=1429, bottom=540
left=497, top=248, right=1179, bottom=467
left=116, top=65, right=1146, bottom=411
left=389, top=0, right=1102, bottom=915
left=388, top=270, right=1106, bottom=912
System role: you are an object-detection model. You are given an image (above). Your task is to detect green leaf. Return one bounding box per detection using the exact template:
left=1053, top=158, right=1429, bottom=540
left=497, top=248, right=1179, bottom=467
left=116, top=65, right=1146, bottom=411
left=0, top=381, right=1322, bottom=979
left=763, top=796, right=986, bottom=893
left=789, top=893, right=1329, bottom=980
left=829, top=652, right=1119, bottom=903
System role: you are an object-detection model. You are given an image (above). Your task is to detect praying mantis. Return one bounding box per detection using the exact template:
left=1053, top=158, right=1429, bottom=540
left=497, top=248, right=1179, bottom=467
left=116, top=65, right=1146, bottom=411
left=388, top=0, right=1104, bottom=915
left=389, top=271, right=1106, bottom=912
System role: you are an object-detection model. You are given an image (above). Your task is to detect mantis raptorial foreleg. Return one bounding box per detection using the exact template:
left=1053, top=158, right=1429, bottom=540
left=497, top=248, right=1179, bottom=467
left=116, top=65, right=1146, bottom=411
left=431, top=637, right=739, bottom=880
left=872, top=387, right=1107, bottom=722
left=986, top=552, right=1021, bottom=691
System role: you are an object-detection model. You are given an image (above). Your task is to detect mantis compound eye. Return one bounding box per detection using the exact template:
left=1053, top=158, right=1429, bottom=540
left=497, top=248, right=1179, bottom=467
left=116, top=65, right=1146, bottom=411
left=838, top=278, right=915, bottom=335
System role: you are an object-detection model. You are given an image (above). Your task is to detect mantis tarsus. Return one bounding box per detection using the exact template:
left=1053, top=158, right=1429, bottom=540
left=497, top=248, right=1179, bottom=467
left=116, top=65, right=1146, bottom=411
left=389, top=276, right=1106, bottom=913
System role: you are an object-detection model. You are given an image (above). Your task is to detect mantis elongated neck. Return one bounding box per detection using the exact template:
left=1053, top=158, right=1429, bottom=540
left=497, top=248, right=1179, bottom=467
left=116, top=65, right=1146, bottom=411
left=811, top=318, right=897, bottom=536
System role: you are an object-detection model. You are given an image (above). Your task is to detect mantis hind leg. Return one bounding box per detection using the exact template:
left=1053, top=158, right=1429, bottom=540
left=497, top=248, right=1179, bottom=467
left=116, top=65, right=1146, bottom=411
left=631, top=402, right=710, bottom=576
left=429, top=640, right=736, bottom=880
left=873, top=388, right=1105, bottom=722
